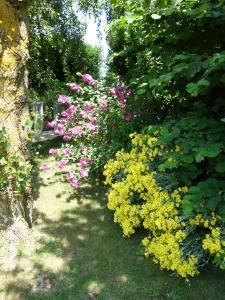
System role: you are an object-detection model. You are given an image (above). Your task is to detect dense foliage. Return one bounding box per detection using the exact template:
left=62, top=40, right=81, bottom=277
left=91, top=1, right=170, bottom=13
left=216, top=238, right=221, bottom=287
left=101, top=0, right=225, bottom=278
left=28, top=0, right=102, bottom=110
left=107, top=0, right=225, bottom=121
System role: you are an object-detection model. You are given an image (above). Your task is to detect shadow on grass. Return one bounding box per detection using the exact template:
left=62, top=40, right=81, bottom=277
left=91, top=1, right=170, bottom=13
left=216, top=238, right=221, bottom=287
left=33, top=137, right=63, bottom=159
left=4, top=177, right=225, bottom=300
left=2, top=131, right=223, bottom=299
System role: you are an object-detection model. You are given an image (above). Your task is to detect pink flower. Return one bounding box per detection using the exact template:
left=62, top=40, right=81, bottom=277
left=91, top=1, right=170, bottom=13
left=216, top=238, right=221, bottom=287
left=71, top=179, right=78, bottom=188
left=62, top=147, right=71, bottom=156
left=55, top=128, right=64, bottom=136
left=118, top=93, right=126, bottom=101
left=109, top=87, right=117, bottom=96
left=85, top=103, right=94, bottom=113
left=58, top=160, right=66, bottom=169
left=80, top=168, right=89, bottom=178
left=119, top=102, right=126, bottom=109
left=58, top=95, right=69, bottom=104
left=88, top=116, right=96, bottom=123
left=48, top=121, right=56, bottom=128
left=80, top=157, right=93, bottom=167
left=67, top=172, right=74, bottom=181
left=49, top=148, right=57, bottom=155
left=82, top=74, right=94, bottom=85
left=59, top=119, right=66, bottom=125
left=81, top=146, right=88, bottom=153
left=80, top=111, right=88, bottom=119
left=71, top=127, right=83, bottom=136
left=101, top=101, right=109, bottom=110
left=87, top=123, right=97, bottom=131
left=126, top=90, right=132, bottom=97
left=116, top=84, right=124, bottom=91
left=42, top=163, right=49, bottom=171
left=61, top=105, right=77, bottom=117
left=68, top=83, right=82, bottom=91
left=57, top=123, right=64, bottom=129
left=123, top=112, right=133, bottom=122
left=63, top=135, right=71, bottom=142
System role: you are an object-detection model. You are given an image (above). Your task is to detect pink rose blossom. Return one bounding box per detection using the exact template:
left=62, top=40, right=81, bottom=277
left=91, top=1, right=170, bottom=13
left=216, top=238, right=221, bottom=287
left=71, top=179, right=78, bottom=188
left=49, top=148, right=57, bottom=155
left=118, top=93, right=126, bottom=101
left=61, top=105, right=77, bottom=117
left=87, top=123, right=97, bottom=131
left=81, top=146, right=88, bottom=153
left=80, top=158, right=93, bottom=167
left=59, top=119, right=66, bottom=125
left=85, top=103, right=94, bottom=113
left=58, top=160, right=66, bottom=169
left=57, top=123, right=64, bottom=129
left=42, top=163, right=49, bottom=171
left=62, top=147, right=71, bottom=156
left=58, top=95, right=69, bottom=104
left=68, top=83, right=82, bottom=91
left=82, top=74, right=94, bottom=85
left=101, top=101, right=109, bottom=110
left=63, top=135, right=71, bottom=142
left=55, top=128, right=64, bottom=136
left=48, top=121, right=56, bottom=128
left=109, top=87, right=117, bottom=96
left=80, top=168, right=89, bottom=178
left=67, top=172, right=74, bottom=181
left=71, top=127, right=83, bottom=136
left=116, top=84, right=124, bottom=91
left=80, top=111, right=88, bottom=119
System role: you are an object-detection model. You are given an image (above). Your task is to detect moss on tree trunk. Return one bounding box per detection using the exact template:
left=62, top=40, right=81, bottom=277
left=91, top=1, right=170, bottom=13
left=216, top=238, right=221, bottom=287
left=0, top=0, right=32, bottom=227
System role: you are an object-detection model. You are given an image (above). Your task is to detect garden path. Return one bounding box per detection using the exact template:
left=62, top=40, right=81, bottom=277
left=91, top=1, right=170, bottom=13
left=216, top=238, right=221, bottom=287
left=1, top=156, right=225, bottom=300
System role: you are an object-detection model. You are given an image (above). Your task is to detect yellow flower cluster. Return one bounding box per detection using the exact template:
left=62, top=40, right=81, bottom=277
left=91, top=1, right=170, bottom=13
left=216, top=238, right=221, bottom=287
left=202, top=228, right=224, bottom=254
left=142, top=233, right=199, bottom=278
left=104, top=132, right=202, bottom=278
left=104, top=132, right=225, bottom=277
left=188, top=213, right=225, bottom=267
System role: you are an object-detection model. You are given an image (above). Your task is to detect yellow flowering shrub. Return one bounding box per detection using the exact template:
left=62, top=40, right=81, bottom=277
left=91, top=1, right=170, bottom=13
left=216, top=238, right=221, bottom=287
left=104, top=131, right=225, bottom=278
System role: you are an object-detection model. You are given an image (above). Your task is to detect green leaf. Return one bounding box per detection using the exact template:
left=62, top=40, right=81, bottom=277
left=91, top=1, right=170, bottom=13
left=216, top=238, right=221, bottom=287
left=183, top=200, right=194, bottom=216
left=215, top=161, right=225, bottom=173
left=183, top=154, right=194, bottom=163
left=186, top=83, right=198, bottom=96
left=195, top=153, right=204, bottom=162
left=148, top=78, right=159, bottom=87
left=197, top=79, right=210, bottom=86
left=137, top=88, right=146, bottom=95
left=206, top=199, right=218, bottom=210
left=158, top=160, right=177, bottom=171
left=199, top=145, right=221, bottom=158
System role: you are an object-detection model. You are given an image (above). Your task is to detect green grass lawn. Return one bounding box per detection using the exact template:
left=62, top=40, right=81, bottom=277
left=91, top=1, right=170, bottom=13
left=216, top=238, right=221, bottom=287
left=1, top=150, right=225, bottom=300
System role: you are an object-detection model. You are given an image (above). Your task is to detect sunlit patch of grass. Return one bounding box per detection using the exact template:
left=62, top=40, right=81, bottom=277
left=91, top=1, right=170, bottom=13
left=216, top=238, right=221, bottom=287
left=1, top=155, right=225, bottom=300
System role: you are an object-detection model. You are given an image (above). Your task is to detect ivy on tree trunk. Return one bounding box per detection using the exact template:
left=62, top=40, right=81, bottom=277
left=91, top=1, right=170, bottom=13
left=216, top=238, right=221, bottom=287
left=0, top=0, right=32, bottom=227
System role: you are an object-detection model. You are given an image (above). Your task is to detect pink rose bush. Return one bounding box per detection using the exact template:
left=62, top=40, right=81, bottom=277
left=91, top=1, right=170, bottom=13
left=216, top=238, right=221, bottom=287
left=48, top=74, right=134, bottom=189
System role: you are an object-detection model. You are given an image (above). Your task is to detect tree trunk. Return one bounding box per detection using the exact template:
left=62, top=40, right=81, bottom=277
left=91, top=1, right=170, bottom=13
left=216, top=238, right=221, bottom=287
left=0, top=0, right=32, bottom=227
